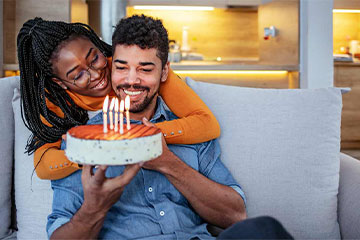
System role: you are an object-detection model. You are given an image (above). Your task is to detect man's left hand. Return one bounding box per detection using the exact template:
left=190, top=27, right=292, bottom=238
left=141, top=117, right=178, bottom=173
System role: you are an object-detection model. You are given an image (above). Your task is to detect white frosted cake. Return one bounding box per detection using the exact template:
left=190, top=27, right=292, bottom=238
left=65, top=124, right=162, bottom=165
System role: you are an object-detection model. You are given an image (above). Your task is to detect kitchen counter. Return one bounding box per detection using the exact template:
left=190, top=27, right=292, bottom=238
left=170, top=61, right=299, bottom=71
left=334, top=61, right=360, bottom=67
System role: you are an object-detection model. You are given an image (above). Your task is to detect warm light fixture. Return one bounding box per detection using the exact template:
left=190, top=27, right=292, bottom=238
left=133, top=6, right=214, bottom=11
left=333, top=9, right=360, bottom=13
left=174, top=70, right=288, bottom=75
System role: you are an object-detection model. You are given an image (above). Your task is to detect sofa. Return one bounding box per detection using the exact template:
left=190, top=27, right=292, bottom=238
left=1, top=75, right=360, bottom=239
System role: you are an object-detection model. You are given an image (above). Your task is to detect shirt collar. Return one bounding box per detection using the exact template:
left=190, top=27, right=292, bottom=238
left=130, top=96, right=174, bottom=124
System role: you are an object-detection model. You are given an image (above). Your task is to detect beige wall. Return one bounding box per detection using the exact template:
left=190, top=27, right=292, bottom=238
left=0, top=0, right=3, bottom=77
left=258, top=0, right=299, bottom=65
left=333, top=13, right=360, bottom=53
left=127, top=7, right=259, bottom=60
left=71, top=0, right=88, bottom=24
left=3, top=0, right=71, bottom=65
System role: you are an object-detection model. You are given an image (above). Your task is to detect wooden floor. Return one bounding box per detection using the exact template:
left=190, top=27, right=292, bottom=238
left=342, top=150, right=360, bottom=160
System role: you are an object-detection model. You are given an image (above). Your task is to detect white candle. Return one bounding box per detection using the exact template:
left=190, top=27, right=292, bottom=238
left=114, top=98, right=119, bottom=132
left=120, top=100, right=124, bottom=134
left=103, top=95, right=109, bottom=133
left=125, top=95, right=131, bottom=130
left=109, top=97, right=115, bottom=130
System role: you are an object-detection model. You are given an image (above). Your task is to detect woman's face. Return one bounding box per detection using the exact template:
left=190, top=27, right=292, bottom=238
left=51, top=37, right=112, bottom=97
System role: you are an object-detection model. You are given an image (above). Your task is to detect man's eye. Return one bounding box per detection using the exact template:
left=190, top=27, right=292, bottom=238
left=142, top=69, right=152, bottom=72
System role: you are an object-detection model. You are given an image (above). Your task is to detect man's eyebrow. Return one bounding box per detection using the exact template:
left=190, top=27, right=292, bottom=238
left=66, top=48, right=94, bottom=78
left=114, top=59, right=128, bottom=64
left=139, top=62, right=155, bottom=66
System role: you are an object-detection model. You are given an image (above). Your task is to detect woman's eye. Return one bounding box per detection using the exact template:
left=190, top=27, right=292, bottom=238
left=74, top=71, right=84, bottom=80
left=91, top=55, right=99, bottom=65
left=116, top=67, right=126, bottom=70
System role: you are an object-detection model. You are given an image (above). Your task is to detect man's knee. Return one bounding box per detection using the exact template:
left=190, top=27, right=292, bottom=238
left=217, top=216, right=293, bottom=239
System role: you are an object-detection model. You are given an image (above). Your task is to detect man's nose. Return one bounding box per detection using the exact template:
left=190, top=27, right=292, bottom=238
left=125, top=69, right=140, bottom=85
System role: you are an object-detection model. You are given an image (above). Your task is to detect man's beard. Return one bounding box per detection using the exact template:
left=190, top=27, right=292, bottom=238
left=116, top=83, right=159, bottom=113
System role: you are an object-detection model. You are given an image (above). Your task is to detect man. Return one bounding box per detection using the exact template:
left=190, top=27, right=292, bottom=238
left=47, top=15, right=291, bottom=239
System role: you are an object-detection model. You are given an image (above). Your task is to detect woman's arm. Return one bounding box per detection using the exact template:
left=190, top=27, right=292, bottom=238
left=157, top=69, right=220, bottom=144
left=34, top=141, right=80, bottom=180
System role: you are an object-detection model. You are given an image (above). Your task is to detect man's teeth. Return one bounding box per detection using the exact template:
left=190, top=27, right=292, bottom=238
left=124, top=89, right=143, bottom=96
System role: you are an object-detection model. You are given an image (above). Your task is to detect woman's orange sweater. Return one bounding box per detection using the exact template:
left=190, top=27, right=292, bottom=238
left=34, top=68, right=220, bottom=180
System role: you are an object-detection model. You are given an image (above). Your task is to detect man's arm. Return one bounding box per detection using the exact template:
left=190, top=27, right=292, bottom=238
left=50, top=164, right=141, bottom=239
left=143, top=119, right=246, bottom=229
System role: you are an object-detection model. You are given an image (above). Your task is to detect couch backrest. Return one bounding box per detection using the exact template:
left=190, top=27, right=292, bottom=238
left=0, top=76, right=20, bottom=238
left=186, top=77, right=342, bottom=239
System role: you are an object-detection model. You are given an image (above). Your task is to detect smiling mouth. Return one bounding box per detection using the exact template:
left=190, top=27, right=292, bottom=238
left=92, top=72, right=108, bottom=90
left=123, top=89, right=144, bottom=96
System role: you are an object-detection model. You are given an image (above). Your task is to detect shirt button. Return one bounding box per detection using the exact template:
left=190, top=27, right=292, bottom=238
left=148, top=187, right=153, bottom=192
left=178, top=130, right=182, bottom=134
left=163, top=133, right=167, bottom=137
left=170, top=132, right=174, bottom=135
left=160, top=211, right=165, bottom=216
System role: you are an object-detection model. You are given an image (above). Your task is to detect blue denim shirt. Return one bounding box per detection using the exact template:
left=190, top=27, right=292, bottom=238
left=47, top=97, right=246, bottom=240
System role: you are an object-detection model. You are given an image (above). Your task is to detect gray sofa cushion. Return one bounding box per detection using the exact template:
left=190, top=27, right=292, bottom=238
left=186, top=77, right=342, bottom=239
left=338, top=153, right=360, bottom=238
left=0, top=76, right=19, bottom=238
left=12, top=88, right=52, bottom=240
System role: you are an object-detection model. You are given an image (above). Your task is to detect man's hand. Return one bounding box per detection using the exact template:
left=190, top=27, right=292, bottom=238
left=141, top=118, right=177, bottom=173
left=81, top=164, right=141, bottom=216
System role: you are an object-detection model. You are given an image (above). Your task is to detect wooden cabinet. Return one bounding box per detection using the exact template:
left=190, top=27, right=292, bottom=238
left=127, top=0, right=271, bottom=7
left=334, top=63, right=360, bottom=149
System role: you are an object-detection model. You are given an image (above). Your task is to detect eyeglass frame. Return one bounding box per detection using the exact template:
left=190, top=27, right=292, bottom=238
left=53, top=51, right=108, bottom=89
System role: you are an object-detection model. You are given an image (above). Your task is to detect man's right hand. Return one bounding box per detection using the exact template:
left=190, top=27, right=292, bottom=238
left=81, top=164, right=141, bottom=216
left=51, top=164, right=141, bottom=239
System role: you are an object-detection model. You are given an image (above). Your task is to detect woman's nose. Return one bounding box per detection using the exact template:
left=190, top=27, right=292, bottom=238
left=88, top=67, right=101, bottom=81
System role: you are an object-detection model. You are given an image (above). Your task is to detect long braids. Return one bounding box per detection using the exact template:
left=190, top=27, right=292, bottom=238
left=17, top=17, right=112, bottom=154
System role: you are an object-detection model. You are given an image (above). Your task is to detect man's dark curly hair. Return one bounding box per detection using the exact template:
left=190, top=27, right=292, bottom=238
left=112, top=14, right=169, bottom=68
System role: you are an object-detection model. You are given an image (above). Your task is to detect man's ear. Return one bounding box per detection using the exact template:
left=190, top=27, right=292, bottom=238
left=160, top=62, right=170, bottom=83
left=52, top=77, right=68, bottom=90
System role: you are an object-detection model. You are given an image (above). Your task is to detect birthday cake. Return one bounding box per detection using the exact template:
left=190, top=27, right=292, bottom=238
left=65, top=124, right=163, bottom=165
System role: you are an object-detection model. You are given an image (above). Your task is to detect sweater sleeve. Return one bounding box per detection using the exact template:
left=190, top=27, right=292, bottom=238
left=157, top=69, right=220, bottom=144
left=34, top=141, right=81, bottom=180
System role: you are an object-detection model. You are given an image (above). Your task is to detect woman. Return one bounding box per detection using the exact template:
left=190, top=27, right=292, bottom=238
left=17, top=17, right=220, bottom=180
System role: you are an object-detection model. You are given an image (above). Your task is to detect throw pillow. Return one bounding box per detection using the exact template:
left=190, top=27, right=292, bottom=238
left=12, top=88, right=53, bottom=240
left=186, top=77, right=342, bottom=239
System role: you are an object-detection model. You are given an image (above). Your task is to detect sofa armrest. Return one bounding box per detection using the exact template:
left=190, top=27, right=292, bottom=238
left=338, top=153, right=360, bottom=239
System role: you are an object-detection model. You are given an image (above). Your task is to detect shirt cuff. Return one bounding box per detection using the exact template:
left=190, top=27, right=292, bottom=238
left=230, top=185, right=247, bottom=206
left=47, top=217, right=71, bottom=238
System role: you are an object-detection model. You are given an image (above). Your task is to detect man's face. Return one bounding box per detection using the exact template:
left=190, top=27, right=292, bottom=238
left=112, top=45, right=168, bottom=117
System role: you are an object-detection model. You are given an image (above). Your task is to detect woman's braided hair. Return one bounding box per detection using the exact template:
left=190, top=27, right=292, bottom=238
left=17, top=17, right=112, bottom=154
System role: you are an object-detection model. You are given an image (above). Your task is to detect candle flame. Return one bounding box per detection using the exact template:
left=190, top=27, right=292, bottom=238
left=109, top=97, right=115, bottom=111
left=103, top=95, right=109, bottom=112
left=115, top=98, right=119, bottom=112
left=125, top=95, right=130, bottom=110
left=120, top=100, right=125, bottom=112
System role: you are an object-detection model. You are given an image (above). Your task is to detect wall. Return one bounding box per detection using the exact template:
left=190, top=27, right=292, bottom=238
left=333, top=13, right=360, bottom=53
left=3, top=0, right=71, bottom=65
left=127, top=7, right=259, bottom=60
left=71, top=0, right=88, bottom=24
left=258, top=0, right=299, bottom=65
left=0, top=0, right=3, bottom=77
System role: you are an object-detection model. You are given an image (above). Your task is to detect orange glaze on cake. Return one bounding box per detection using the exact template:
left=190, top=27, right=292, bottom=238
left=68, top=124, right=161, bottom=140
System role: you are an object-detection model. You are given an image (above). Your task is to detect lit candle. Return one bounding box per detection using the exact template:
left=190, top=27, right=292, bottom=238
left=103, top=95, right=109, bottom=133
left=120, top=100, right=124, bottom=134
left=109, top=97, right=115, bottom=130
left=125, top=95, right=131, bottom=130
left=114, top=98, right=119, bottom=132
